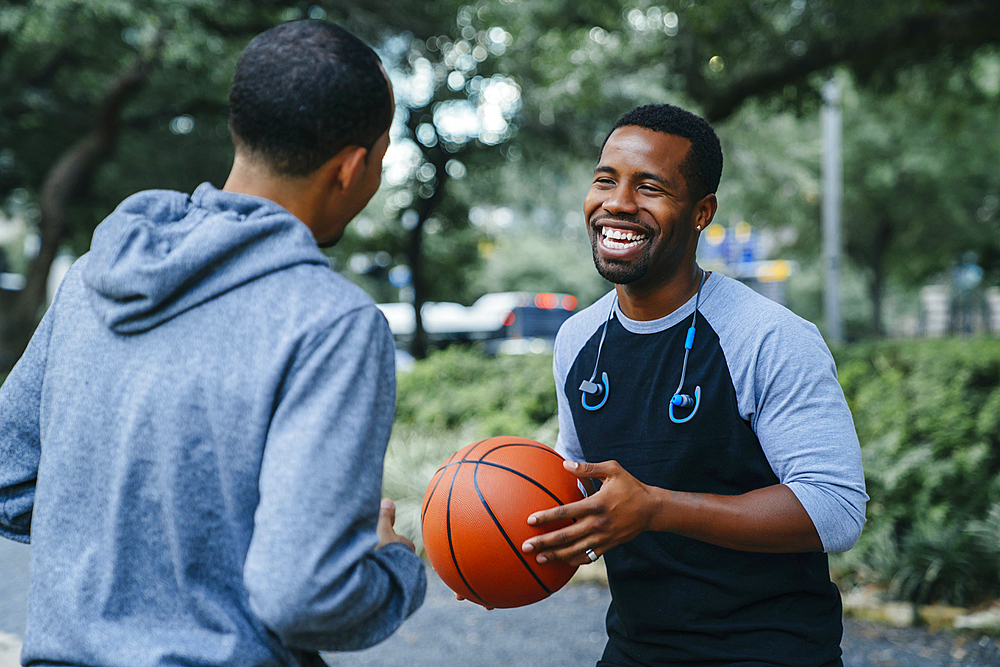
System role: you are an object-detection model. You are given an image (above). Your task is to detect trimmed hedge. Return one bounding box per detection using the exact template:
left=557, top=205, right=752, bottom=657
left=395, top=345, right=558, bottom=440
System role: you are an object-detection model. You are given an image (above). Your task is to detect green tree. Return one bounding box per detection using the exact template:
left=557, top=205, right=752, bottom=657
left=840, top=65, right=1000, bottom=335
left=0, top=1, right=277, bottom=366
left=4, top=0, right=1000, bottom=370
left=331, top=14, right=523, bottom=357
left=0, top=0, right=471, bottom=367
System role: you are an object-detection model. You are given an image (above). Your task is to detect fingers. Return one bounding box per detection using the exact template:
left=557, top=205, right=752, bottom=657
left=524, top=515, right=591, bottom=550
left=527, top=463, right=621, bottom=526
left=379, top=498, right=396, bottom=527
left=376, top=498, right=414, bottom=551
left=455, top=592, right=494, bottom=610
left=527, top=496, right=592, bottom=527
left=522, top=512, right=606, bottom=566
left=525, top=539, right=602, bottom=566
left=562, top=458, right=620, bottom=480
left=530, top=543, right=602, bottom=566
left=525, top=535, right=601, bottom=566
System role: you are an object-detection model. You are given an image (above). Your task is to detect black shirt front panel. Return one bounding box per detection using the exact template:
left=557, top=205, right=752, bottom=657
left=566, top=314, right=841, bottom=666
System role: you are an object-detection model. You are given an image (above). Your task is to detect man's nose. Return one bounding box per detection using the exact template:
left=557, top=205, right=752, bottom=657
left=601, top=186, right=639, bottom=216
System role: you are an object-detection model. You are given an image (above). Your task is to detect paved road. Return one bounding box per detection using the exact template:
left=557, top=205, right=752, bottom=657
left=3, top=539, right=999, bottom=666
left=0, top=540, right=29, bottom=667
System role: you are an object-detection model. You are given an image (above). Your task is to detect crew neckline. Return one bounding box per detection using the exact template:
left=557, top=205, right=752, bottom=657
left=613, top=271, right=720, bottom=335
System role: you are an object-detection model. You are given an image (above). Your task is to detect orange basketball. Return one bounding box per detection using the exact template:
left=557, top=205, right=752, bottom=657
left=420, top=436, right=586, bottom=609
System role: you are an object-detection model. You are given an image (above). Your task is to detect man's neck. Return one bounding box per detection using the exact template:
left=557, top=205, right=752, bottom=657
left=222, top=154, right=316, bottom=225
left=615, top=265, right=706, bottom=321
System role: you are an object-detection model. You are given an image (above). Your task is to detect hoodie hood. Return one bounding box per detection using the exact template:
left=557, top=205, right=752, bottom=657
left=83, top=182, right=329, bottom=334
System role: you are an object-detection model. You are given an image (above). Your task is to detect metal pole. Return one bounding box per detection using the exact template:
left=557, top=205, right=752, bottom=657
left=822, top=78, right=843, bottom=344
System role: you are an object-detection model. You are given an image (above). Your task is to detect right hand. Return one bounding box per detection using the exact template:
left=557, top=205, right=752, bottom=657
left=376, top=498, right=416, bottom=552
left=522, top=459, right=655, bottom=566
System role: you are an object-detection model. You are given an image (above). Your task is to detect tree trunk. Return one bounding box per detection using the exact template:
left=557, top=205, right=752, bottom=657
left=0, top=49, right=158, bottom=370
left=867, top=219, right=894, bottom=338
left=406, top=214, right=428, bottom=360
left=406, top=149, right=452, bottom=360
left=868, top=265, right=886, bottom=338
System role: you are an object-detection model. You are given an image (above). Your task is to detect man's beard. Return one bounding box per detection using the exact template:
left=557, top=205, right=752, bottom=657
left=590, top=236, right=652, bottom=285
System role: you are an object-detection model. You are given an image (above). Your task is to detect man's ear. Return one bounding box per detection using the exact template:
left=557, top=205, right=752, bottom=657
left=324, top=145, right=369, bottom=193
left=693, top=193, right=718, bottom=232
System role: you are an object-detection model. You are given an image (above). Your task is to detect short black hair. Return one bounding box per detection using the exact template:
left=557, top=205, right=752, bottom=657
left=228, top=20, right=391, bottom=177
left=603, top=104, right=723, bottom=201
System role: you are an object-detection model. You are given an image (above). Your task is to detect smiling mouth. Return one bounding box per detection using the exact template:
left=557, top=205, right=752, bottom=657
left=599, top=225, right=649, bottom=250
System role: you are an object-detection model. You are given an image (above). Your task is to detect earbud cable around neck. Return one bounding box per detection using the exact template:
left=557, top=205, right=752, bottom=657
left=672, top=270, right=708, bottom=397
left=587, top=294, right=618, bottom=385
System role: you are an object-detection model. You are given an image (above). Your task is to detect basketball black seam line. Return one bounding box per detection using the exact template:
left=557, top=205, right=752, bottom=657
left=481, top=442, right=559, bottom=458
left=445, top=459, right=490, bottom=607
left=436, top=460, right=570, bottom=507
left=422, top=438, right=488, bottom=524
left=480, top=443, right=574, bottom=504
left=433, top=442, right=565, bottom=481
left=472, top=460, right=555, bottom=597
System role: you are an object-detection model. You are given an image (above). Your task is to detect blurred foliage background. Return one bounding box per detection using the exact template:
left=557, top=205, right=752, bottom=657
left=1, top=0, right=999, bottom=607
left=2, top=0, right=998, bottom=361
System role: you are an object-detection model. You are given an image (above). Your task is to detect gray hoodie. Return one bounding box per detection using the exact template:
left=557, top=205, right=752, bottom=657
left=0, top=183, right=425, bottom=665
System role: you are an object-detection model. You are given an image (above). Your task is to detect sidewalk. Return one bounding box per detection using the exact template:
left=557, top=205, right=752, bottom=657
left=323, top=566, right=610, bottom=666
left=0, top=632, right=19, bottom=667
left=2, top=565, right=998, bottom=665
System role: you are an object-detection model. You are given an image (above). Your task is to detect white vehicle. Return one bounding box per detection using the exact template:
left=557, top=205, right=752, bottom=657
left=376, top=291, right=578, bottom=353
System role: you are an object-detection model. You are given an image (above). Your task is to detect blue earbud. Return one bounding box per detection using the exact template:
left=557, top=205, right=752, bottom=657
left=578, top=296, right=617, bottom=412
left=671, top=393, right=696, bottom=408
left=668, top=316, right=703, bottom=424
left=580, top=372, right=609, bottom=411
left=669, top=386, right=701, bottom=424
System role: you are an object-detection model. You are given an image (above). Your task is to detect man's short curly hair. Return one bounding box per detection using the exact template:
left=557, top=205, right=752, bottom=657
left=228, top=20, right=391, bottom=177
left=603, top=104, right=723, bottom=202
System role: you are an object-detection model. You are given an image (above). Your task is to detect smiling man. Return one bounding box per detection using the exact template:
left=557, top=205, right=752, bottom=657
left=523, top=105, right=868, bottom=666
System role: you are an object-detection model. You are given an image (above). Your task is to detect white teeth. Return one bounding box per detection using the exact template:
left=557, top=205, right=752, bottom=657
left=601, top=226, right=647, bottom=249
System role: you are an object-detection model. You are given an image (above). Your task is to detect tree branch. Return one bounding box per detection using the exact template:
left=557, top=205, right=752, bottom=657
left=3, top=40, right=163, bottom=361
left=25, top=47, right=76, bottom=88
left=699, top=1, right=1000, bottom=122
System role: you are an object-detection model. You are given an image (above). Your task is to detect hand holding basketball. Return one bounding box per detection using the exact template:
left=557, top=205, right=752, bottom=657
left=376, top=498, right=416, bottom=552
left=523, top=459, right=657, bottom=567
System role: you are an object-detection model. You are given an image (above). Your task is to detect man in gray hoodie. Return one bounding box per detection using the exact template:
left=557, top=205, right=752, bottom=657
left=0, top=20, right=425, bottom=666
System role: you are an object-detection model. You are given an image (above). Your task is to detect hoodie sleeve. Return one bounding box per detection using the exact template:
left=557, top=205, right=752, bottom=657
left=243, top=304, right=425, bottom=652
left=0, top=306, right=56, bottom=544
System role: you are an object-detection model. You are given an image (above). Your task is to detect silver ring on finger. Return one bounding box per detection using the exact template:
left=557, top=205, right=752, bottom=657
left=585, top=548, right=599, bottom=563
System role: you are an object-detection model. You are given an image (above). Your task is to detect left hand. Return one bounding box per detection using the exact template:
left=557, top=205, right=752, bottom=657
left=521, top=459, right=656, bottom=566
left=376, top=499, right=416, bottom=552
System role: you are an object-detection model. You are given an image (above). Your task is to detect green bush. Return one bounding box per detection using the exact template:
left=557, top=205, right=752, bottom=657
left=395, top=345, right=558, bottom=439
left=832, top=338, right=1000, bottom=605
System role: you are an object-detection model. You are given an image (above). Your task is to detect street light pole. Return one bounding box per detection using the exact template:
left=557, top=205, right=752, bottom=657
left=822, top=78, right=844, bottom=344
